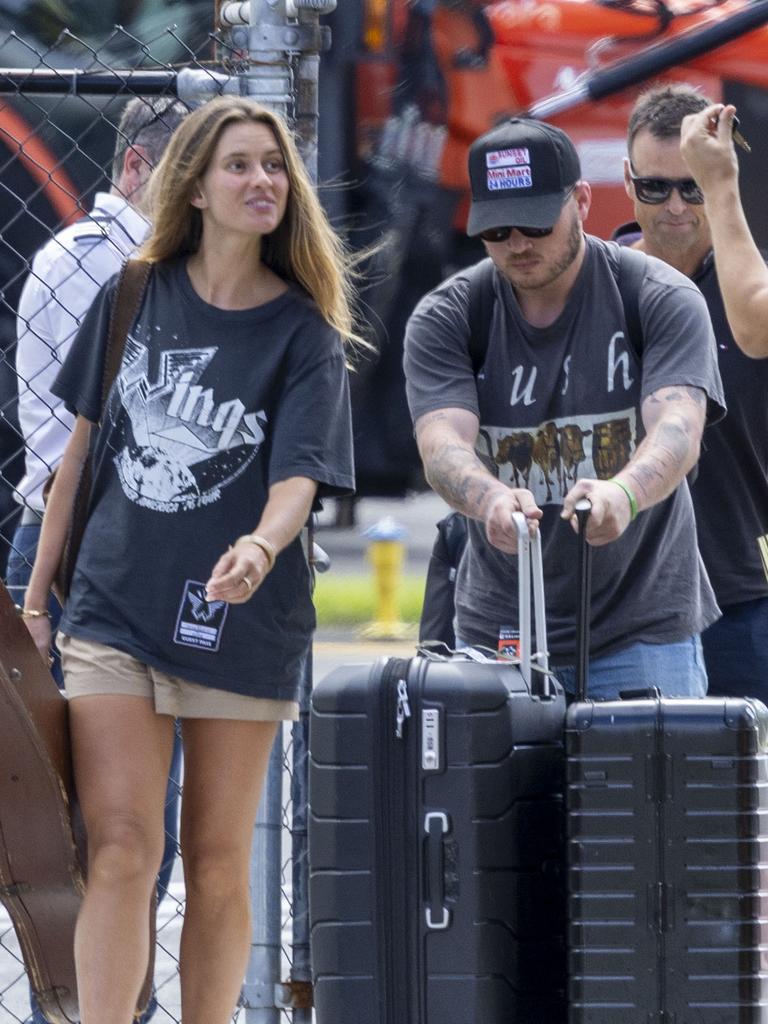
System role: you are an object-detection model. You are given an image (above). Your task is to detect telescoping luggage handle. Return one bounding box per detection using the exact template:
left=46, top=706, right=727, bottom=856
left=574, top=498, right=592, bottom=702
left=511, top=512, right=551, bottom=698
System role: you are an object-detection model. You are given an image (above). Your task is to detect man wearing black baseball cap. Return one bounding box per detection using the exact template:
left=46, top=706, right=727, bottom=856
left=466, top=117, right=581, bottom=236
left=404, top=116, right=726, bottom=699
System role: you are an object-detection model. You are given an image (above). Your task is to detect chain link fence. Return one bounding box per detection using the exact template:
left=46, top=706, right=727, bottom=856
left=0, top=6, right=329, bottom=1020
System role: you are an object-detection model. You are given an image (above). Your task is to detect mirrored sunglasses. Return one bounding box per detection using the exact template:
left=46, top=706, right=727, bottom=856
left=629, top=171, right=704, bottom=206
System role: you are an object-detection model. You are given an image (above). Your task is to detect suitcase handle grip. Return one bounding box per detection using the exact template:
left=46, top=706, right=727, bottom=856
left=512, top=514, right=550, bottom=698
left=424, top=812, right=450, bottom=930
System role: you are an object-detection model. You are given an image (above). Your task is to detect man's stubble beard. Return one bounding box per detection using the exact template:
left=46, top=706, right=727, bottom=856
left=504, top=213, right=583, bottom=292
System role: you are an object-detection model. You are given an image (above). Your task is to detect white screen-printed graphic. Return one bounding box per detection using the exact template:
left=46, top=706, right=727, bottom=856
left=112, top=336, right=267, bottom=512
left=487, top=166, right=533, bottom=191
left=479, top=408, right=638, bottom=506
left=174, top=580, right=229, bottom=652
left=486, top=147, right=530, bottom=169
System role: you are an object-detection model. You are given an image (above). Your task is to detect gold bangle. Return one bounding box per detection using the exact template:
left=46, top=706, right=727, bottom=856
left=235, top=533, right=277, bottom=572
left=16, top=606, right=51, bottom=619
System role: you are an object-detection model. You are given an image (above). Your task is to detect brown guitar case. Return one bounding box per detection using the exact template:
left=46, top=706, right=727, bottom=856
left=0, top=578, right=155, bottom=1021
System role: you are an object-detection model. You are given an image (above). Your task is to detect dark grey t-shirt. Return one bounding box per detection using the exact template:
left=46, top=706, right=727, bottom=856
left=52, top=259, right=354, bottom=701
left=404, top=236, right=726, bottom=661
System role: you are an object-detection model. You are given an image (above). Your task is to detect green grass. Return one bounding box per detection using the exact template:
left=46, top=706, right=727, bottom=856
left=313, top=573, right=426, bottom=625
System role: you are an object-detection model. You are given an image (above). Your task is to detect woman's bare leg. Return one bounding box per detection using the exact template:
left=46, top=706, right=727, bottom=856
left=179, top=717, right=279, bottom=1024
left=69, top=695, right=176, bottom=1024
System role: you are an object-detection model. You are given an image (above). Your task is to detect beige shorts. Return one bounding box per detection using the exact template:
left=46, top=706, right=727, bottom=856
left=58, top=634, right=299, bottom=721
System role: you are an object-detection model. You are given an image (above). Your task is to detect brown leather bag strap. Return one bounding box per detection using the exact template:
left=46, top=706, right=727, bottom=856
left=99, top=258, right=152, bottom=421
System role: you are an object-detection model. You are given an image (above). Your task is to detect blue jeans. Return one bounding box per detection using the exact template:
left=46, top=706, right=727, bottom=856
left=552, top=635, right=708, bottom=701
left=8, top=522, right=182, bottom=1024
left=457, top=634, right=708, bottom=701
left=701, top=596, right=768, bottom=701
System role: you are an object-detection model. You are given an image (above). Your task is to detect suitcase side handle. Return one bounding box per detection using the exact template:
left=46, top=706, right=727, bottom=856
left=512, top=513, right=550, bottom=698
left=424, top=812, right=451, bottom=930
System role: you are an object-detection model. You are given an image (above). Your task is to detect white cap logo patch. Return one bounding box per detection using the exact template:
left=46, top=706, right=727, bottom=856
left=487, top=166, right=533, bottom=191
left=486, top=147, right=530, bottom=168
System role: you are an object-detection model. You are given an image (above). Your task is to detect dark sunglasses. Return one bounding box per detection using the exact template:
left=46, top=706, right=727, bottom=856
left=481, top=183, right=577, bottom=240
left=629, top=167, right=704, bottom=206
left=479, top=223, right=553, bottom=242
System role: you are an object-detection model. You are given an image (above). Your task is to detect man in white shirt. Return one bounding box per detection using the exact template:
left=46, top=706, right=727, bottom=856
left=8, top=94, right=186, bottom=1024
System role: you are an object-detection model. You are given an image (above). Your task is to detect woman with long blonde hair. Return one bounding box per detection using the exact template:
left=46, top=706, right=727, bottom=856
left=23, top=96, right=356, bottom=1024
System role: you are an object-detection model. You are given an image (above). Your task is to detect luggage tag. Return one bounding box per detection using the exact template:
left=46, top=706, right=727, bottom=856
left=498, top=626, right=520, bottom=658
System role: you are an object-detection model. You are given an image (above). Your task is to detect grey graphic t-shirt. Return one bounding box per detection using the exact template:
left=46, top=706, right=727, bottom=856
left=53, top=259, right=354, bottom=700
left=404, top=236, right=726, bottom=661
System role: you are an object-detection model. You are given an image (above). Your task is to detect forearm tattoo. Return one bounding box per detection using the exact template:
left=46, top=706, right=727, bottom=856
left=626, top=400, right=701, bottom=505
left=425, top=441, right=497, bottom=516
left=416, top=413, right=500, bottom=517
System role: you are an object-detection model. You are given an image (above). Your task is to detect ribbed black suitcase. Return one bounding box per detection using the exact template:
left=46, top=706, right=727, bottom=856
left=566, top=502, right=768, bottom=1023
left=309, top=516, right=568, bottom=1023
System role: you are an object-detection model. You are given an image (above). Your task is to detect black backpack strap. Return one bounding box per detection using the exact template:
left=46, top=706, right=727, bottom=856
left=615, top=245, right=646, bottom=358
left=466, top=257, right=496, bottom=374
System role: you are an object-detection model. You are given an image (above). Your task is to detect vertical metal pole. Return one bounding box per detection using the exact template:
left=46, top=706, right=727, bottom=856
left=244, top=0, right=294, bottom=117
left=289, top=658, right=313, bottom=1024
left=293, top=8, right=321, bottom=180
left=290, top=16, right=321, bottom=1023
left=227, top=1, right=334, bottom=1016
left=239, top=4, right=294, bottom=1019
left=243, top=733, right=283, bottom=1023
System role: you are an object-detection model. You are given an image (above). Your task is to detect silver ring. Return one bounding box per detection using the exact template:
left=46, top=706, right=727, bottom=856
left=242, top=575, right=253, bottom=591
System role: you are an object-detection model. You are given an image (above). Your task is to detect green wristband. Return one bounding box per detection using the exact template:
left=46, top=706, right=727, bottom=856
left=609, top=478, right=639, bottom=521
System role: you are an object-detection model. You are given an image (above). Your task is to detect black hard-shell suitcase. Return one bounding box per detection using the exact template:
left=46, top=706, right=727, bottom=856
left=309, top=515, right=568, bottom=1023
left=566, top=502, right=768, bottom=1022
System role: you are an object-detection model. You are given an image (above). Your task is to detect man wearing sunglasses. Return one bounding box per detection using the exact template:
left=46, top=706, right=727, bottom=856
left=404, top=116, right=725, bottom=699
left=614, top=83, right=768, bottom=705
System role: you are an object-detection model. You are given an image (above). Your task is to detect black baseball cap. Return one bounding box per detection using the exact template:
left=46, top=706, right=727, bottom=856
left=467, top=117, right=581, bottom=237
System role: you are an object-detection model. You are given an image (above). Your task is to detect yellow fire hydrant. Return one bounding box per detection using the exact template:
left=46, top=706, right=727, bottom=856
left=360, top=516, right=413, bottom=640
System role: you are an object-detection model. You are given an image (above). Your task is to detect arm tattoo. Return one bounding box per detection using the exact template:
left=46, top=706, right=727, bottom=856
left=677, top=386, right=707, bottom=406
left=417, top=410, right=453, bottom=428
left=625, top=411, right=699, bottom=504
left=645, top=385, right=707, bottom=411
left=426, top=440, right=497, bottom=515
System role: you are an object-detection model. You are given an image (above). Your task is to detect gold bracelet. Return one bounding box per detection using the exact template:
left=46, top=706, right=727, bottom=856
left=16, top=606, right=51, bottom=619
left=235, top=533, right=277, bottom=572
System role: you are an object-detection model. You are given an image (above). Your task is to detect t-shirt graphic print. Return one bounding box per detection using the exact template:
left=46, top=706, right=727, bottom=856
left=112, top=333, right=267, bottom=512
left=479, top=408, right=637, bottom=506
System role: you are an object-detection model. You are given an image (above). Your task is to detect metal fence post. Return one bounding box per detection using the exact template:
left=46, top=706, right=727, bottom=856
left=289, top=660, right=313, bottom=1024
left=229, top=1, right=325, bottom=1018
left=243, top=733, right=284, bottom=1023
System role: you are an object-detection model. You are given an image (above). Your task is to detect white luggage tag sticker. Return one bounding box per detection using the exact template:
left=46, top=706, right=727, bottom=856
left=422, top=708, right=441, bottom=771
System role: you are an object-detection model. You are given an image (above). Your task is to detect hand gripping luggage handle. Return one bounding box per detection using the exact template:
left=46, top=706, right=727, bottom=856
left=574, top=499, right=592, bottom=702
left=511, top=513, right=550, bottom=698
